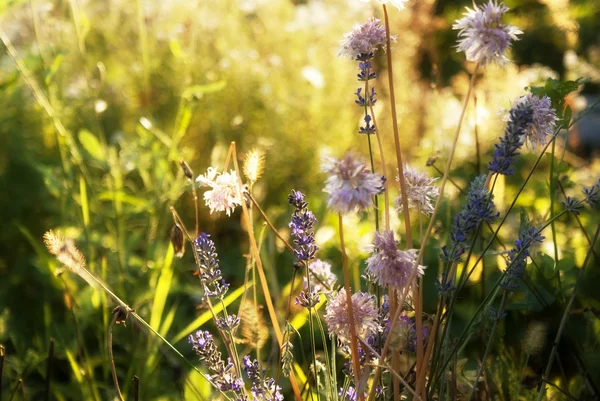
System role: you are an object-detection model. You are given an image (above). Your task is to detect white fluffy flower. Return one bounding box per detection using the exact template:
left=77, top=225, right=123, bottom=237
left=360, top=0, right=408, bottom=11
left=453, top=0, right=522, bottom=66
left=196, top=168, right=243, bottom=216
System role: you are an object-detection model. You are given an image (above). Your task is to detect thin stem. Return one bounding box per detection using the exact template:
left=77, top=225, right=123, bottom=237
left=133, top=376, right=140, bottom=401
left=338, top=214, right=363, bottom=399
left=382, top=4, right=413, bottom=249
left=466, top=292, right=507, bottom=401
left=44, top=339, right=54, bottom=401
left=108, top=312, right=125, bottom=401
left=305, top=262, right=321, bottom=401
left=536, top=223, right=600, bottom=401
left=514, top=354, right=530, bottom=401
left=368, top=103, right=391, bottom=230
left=549, top=140, right=562, bottom=298
left=248, top=194, right=295, bottom=253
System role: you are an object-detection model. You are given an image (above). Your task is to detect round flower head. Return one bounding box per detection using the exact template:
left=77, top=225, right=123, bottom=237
left=452, top=0, right=522, bottom=66
left=366, top=230, right=426, bottom=290
left=322, top=152, right=383, bottom=215
left=504, top=94, right=558, bottom=149
left=324, top=291, right=379, bottom=343
left=339, top=18, right=389, bottom=60
left=395, top=164, right=439, bottom=216
left=359, top=0, right=408, bottom=11
left=304, top=259, right=337, bottom=293
left=196, top=167, right=243, bottom=216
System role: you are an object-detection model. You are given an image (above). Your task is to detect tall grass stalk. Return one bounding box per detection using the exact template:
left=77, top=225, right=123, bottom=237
left=108, top=311, right=125, bottom=401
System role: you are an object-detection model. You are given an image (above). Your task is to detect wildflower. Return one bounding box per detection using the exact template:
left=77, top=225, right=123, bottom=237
left=215, top=314, right=241, bottom=332
left=562, top=196, right=584, bottom=216
left=304, top=259, right=337, bottom=293
left=359, top=0, right=408, bottom=11
left=189, top=330, right=244, bottom=394
left=339, top=17, right=389, bottom=60
left=322, top=153, right=383, bottom=215
left=395, top=164, right=439, bottom=216
left=242, top=356, right=284, bottom=401
left=489, top=101, right=534, bottom=176
left=295, top=290, right=320, bottom=309
left=196, top=167, right=243, bottom=216
left=288, top=190, right=319, bottom=262
left=501, top=226, right=544, bottom=291
left=435, top=273, right=456, bottom=297
left=453, top=0, right=522, bottom=66
left=195, top=233, right=230, bottom=298
left=442, top=175, right=499, bottom=262
left=504, top=94, right=558, bottom=149
left=324, top=291, right=379, bottom=343
left=583, top=179, right=600, bottom=207
left=44, top=230, right=86, bottom=274
left=489, top=307, right=507, bottom=322
left=366, top=230, right=425, bottom=290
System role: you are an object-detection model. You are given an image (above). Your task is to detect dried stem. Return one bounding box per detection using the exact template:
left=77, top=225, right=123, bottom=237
left=229, top=142, right=303, bottom=401
left=108, top=312, right=125, bottom=401
left=133, top=376, right=140, bottom=401
left=0, top=345, right=4, bottom=401
left=339, top=214, right=363, bottom=400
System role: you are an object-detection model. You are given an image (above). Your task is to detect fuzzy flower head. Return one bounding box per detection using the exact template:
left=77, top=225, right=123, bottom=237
left=196, top=167, right=243, bottom=216
left=504, top=94, right=558, bottom=149
left=395, top=164, right=439, bottom=216
left=453, top=0, right=522, bottom=66
left=322, top=153, right=384, bottom=215
left=359, top=0, right=408, bottom=11
left=339, top=18, right=389, bottom=60
left=324, top=291, right=379, bottom=343
left=366, top=230, right=426, bottom=290
left=304, top=259, right=337, bottom=293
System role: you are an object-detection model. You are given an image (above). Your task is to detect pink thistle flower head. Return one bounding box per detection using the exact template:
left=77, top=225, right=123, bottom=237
left=339, top=18, right=390, bottom=60
left=452, top=0, right=522, bottom=66
left=196, top=167, right=244, bottom=216
left=503, top=93, right=558, bottom=150
left=359, top=0, right=408, bottom=11
left=322, top=152, right=383, bottom=215
left=366, top=230, right=426, bottom=290
left=395, top=164, right=439, bottom=216
left=324, top=291, right=379, bottom=343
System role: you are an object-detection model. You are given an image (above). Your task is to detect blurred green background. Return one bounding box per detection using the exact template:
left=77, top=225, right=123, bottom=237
left=0, top=0, right=599, bottom=399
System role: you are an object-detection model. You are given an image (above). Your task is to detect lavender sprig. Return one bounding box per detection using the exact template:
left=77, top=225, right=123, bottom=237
left=195, top=233, right=230, bottom=298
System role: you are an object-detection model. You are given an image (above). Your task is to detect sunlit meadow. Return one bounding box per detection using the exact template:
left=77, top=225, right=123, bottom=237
left=0, top=0, right=599, bottom=400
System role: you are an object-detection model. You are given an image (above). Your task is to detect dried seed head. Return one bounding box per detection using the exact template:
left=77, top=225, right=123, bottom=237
left=170, top=225, right=185, bottom=258
left=43, top=230, right=86, bottom=273
left=179, top=159, right=194, bottom=181
left=238, top=300, right=269, bottom=350
left=243, top=149, right=265, bottom=183
left=522, top=321, right=547, bottom=356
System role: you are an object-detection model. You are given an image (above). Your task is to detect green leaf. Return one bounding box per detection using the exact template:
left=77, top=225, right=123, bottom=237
left=44, top=54, right=64, bottom=85
left=78, top=129, right=104, bottom=161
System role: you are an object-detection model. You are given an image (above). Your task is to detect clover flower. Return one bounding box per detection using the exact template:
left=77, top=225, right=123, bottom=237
left=304, top=259, right=337, bottom=293
left=359, top=0, right=408, bottom=11
left=197, top=167, right=243, bottom=216
left=288, top=190, right=319, bottom=262
left=441, top=175, right=499, bottom=262
left=453, top=0, right=522, bottom=66
left=489, top=101, right=534, bottom=176
left=365, top=230, right=425, bottom=290
left=504, top=94, right=558, bottom=150
left=395, top=164, right=439, bottom=216
left=195, top=233, right=230, bottom=298
left=189, top=330, right=244, bottom=394
left=501, top=226, right=544, bottom=291
left=322, top=153, right=384, bottom=215
left=242, top=356, right=284, bottom=401
left=339, top=17, right=388, bottom=60
left=324, top=291, right=379, bottom=343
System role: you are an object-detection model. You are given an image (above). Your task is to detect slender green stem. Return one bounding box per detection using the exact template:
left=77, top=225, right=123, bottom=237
left=549, top=140, right=563, bottom=299
left=305, top=262, right=321, bottom=401
left=466, top=292, right=507, bottom=401
left=133, top=376, right=140, bottom=401
left=536, top=223, right=600, bottom=401
left=514, top=354, right=530, bottom=401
